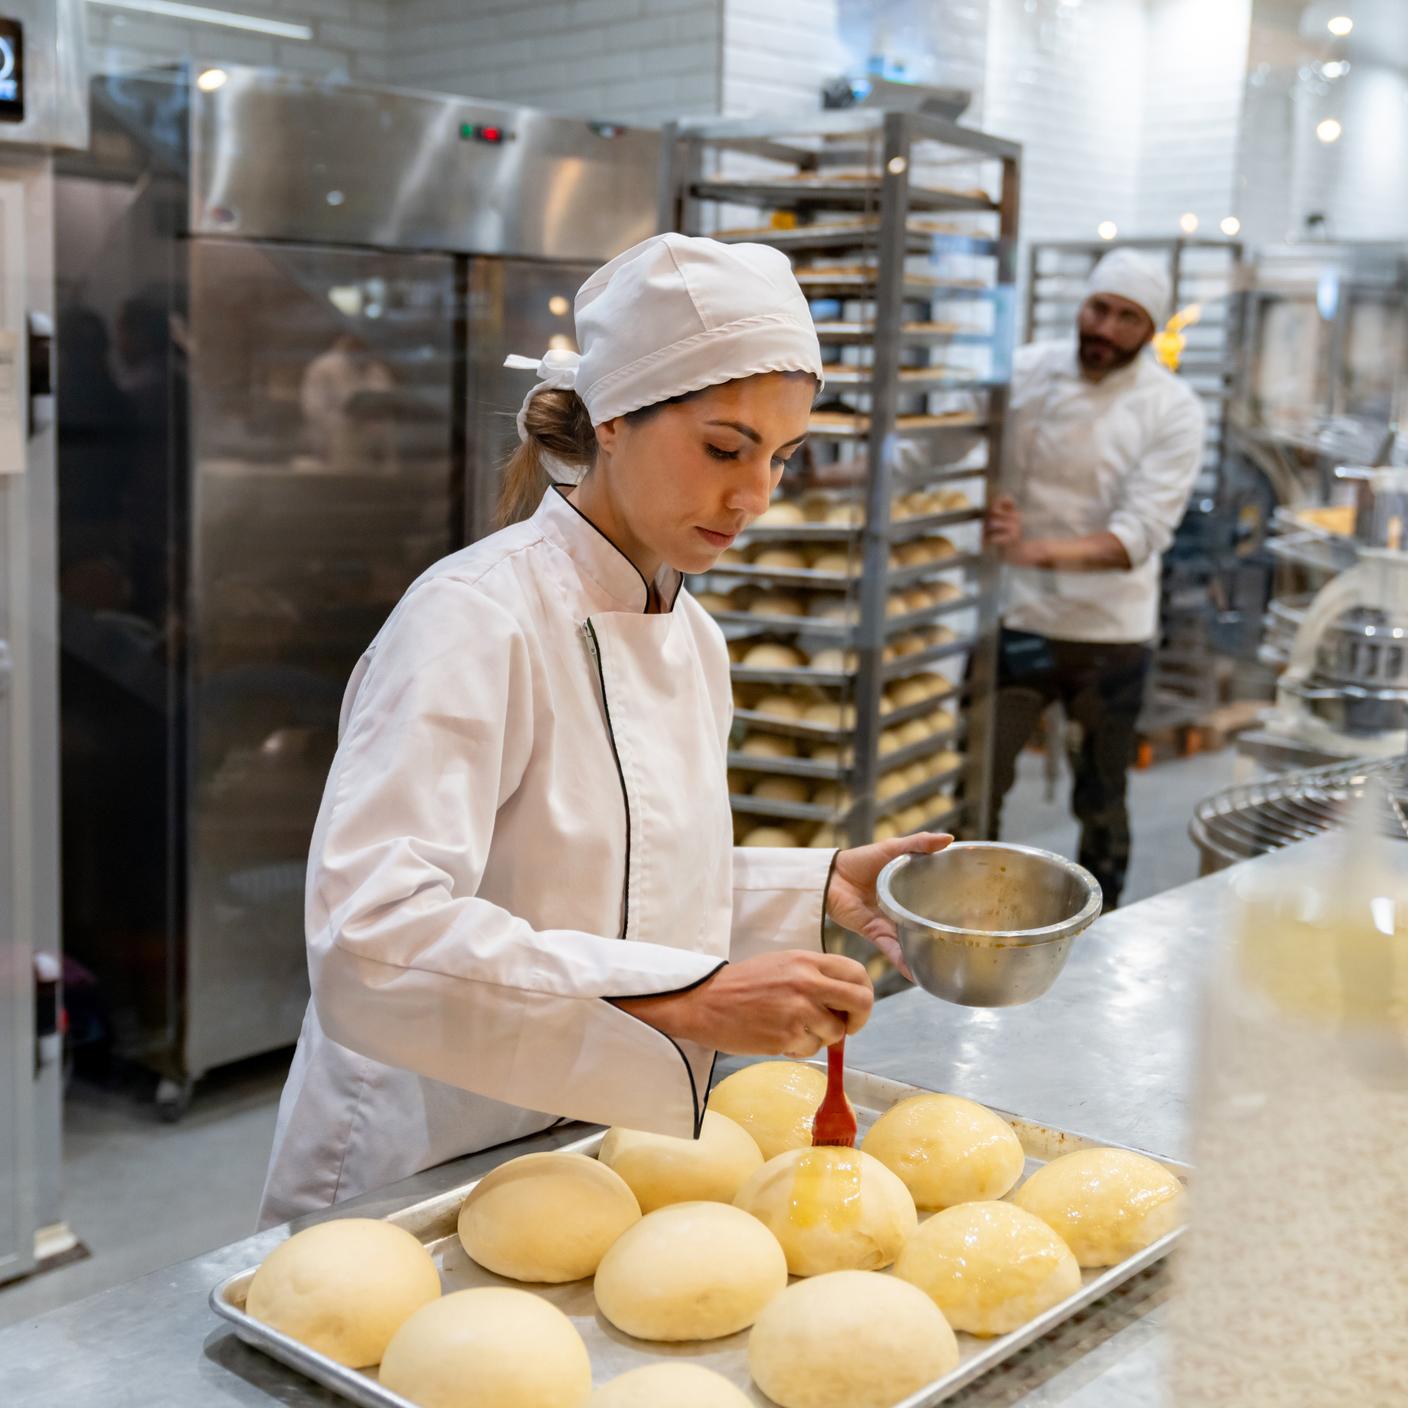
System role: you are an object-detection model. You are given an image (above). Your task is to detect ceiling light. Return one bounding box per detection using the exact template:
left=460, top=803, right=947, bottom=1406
left=89, top=0, right=312, bottom=40
left=1316, top=117, right=1343, bottom=143
left=196, top=67, right=228, bottom=92
left=548, top=296, right=570, bottom=317
left=1327, top=15, right=1353, bottom=37
left=1097, top=221, right=1118, bottom=241
left=1179, top=212, right=1199, bottom=234
left=1322, top=60, right=1349, bottom=78
left=1220, top=216, right=1241, bottom=237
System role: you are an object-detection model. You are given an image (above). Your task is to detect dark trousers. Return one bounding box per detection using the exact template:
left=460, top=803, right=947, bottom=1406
left=990, top=629, right=1152, bottom=909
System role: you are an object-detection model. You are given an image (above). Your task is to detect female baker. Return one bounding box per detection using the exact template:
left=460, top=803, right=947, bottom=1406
left=259, top=233, right=949, bottom=1225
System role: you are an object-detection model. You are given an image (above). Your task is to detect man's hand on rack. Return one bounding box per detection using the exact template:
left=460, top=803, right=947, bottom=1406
left=984, top=494, right=1024, bottom=551
left=825, top=832, right=953, bottom=981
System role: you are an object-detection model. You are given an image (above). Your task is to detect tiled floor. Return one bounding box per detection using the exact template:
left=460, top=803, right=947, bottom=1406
left=0, top=744, right=1244, bottom=1330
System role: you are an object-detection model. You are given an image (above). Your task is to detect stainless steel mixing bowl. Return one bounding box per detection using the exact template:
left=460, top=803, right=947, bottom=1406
left=877, top=841, right=1103, bottom=1007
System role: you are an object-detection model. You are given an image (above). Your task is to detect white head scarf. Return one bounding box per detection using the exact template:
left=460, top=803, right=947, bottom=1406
left=1086, top=249, right=1171, bottom=327
left=505, top=233, right=824, bottom=479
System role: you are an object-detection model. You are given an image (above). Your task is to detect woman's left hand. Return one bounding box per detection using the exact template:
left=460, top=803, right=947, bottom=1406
left=825, top=832, right=953, bottom=981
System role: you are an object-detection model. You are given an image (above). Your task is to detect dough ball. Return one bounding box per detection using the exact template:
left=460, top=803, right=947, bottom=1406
left=862, top=1093, right=1024, bottom=1210
left=896, top=804, right=930, bottom=832
left=754, top=547, right=808, bottom=571
left=873, top=819, right=900, bottom=841
left=740, top=733, right=797, bottom=759
left=743, top=642, right=806, bottom=670
left=896, top=719, right=930, bottom=746
left=807, top=648, right=856, bottom=674
left=927, top=535, right=957, bottom=559
left=899, top=762, right=930, bottom=790
left=733, top=1147, right=917, bottom=1276
left=928, top=707, right=956, bottom=731
left=246, top=1218, right=441, bottom=1368
left=806, top=742, right=852, bottom=768
left=810, top=551, right=854, bottom=575
left=379, top=1288, right=591, bottom=1408
left=599, top=1111, right=764, bottom=1213
left=892, top=679, right=930, bottom=707
left=707, top=1061, right=827, bottom=1160
left=809, top=824, right=843, bottom=848
left=590, top=1363, right=752, bottom=1407
left=801, top=700, right=856, bottom=729
left=741, top=826, right=799, bottom=847
left=808, top=599, right=857, bottom=623
left=693, top=591, right=732, bottom=613
left=757, top=500, right=806, bottom=526
left=1010, top=1147, right=1186, bottom=1267
left=748, top=1270, right=958, bottom=1408
left=825, top=502, right=863, bottom=526
left=810, top=782, right=852, bottom=811
left=457, top=1152, right=640, bottom=1283
left=751, top=593, right=806, bottom=617
left=876, top=772, right=909, bottom=803
left=799, top=490, right=835, bottom=521
left=751, top=776, right=811, bottom=805
left=593, top=1202, right=787, bottom=1341
left=933, top=579, right=964, bottom=603
left=894, top=1200, right=1080, bottom=1337
left=716, top=547, right=750, bottom=565
left=755, top=692, right=806, bottom=720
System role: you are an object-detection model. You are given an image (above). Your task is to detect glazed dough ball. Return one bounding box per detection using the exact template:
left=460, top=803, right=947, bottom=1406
left=894, top=1200, right=1080, bottom=1337
left=599, top=1111, right=764, bottom=1213
left=748, top=1271, right=959, bottom=1408
left=379, top=1288, right=591, bottom=1408
left=457, top=1152, right=640, bottom=1283
left=751, top=592, right=807, bottom=617
left=755, top=692, right=806, bottom=720
left=740, top=732, right=797, bottom=759
left=246, top=1218, right=441, bottom=1368
left=751, top=776, right=811, bottom=805
left=590, top=1363, right=753, bottom=1408
left=733, top=1147, right=917, bottom=1276
left=741, top=826, right=799, bottom=847
left=1010, top=1147, right=1187, bottom=1267
left=757, top=500, right=806, bottom=526
left=593, top=1202, right=787, bottom=1341
left=743, top=642, right=806, bottom=670
left=707, top=1061, right=827, bottom=1160
left=862, top=1094, right=1025, bottom=1210
left=754, top=547, right=809, bottom=571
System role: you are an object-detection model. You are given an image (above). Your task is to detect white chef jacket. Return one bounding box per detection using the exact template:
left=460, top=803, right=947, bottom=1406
left=258, top=487, right=834, bottom=1227
left=1001, top=339, right=1206, bottom=644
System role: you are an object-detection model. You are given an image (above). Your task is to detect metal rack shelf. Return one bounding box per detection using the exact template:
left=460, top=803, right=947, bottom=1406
left=663, top=108, right=1015, bottom=852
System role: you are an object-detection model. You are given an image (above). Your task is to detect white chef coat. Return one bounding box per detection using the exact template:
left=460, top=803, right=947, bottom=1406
left=258, top=487, right=833, bottom=1227
left=1001, top=339, right=1206, bottom=644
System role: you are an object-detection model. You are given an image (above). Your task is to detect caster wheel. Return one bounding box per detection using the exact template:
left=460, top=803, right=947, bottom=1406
left=155, top=1076, right=193, bottom=1123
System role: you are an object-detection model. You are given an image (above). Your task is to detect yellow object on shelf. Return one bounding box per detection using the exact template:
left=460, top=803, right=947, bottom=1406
left=1152, top=302, right=1201, bottom=373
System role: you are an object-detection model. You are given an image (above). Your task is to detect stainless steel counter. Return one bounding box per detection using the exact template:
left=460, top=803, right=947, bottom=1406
left=0, top=855, right=1248, bottom=1407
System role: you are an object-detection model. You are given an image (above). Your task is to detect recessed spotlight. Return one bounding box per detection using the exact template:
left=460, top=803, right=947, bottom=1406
left=548, top=295, right=570, bottom=317
left=325, top=190, right=345, bottom=207
left=1097, top=221, right=1118, bottom=241
left=887, top=156, right=908, bottom=175
left=1179, top=212, right=1199, bottom=234
left=196, top=67, right=228, bottom=92
left=1327, top=15, right=1353, bottom=37
left=1220, top=216, right=1241, bottom=237
left=1316, top=117, right=1343, bottom=143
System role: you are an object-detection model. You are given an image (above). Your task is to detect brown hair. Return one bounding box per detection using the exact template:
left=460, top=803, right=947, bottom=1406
left=495, top=371, right=818, bottom=528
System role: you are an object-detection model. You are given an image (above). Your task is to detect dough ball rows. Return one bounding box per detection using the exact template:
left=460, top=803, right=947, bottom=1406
left=244, top=1065, right=1185, bottom=1408
left=695, top=579, right=967, bottom=622
left=747, top=486, right=972, bottom=532
left=728, top=624, right=957, bottom=672
left=714, top=534, right=960, bottom=575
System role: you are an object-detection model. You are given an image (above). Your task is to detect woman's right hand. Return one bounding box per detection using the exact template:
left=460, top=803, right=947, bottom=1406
left=614, top=951, right=873, bottom=1059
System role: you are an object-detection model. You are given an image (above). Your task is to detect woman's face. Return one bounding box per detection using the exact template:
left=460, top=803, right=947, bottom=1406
left=591, top=372, right=815, bottom=578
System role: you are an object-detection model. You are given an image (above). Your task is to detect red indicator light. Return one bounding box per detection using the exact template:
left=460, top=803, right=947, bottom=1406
left=478, top=125, right=503, bottom=143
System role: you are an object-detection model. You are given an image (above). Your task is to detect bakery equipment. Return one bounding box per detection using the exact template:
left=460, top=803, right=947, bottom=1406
left=1189, top=752, right=1408, bottom=874
left=876, top=841, right=1102, bottom=1006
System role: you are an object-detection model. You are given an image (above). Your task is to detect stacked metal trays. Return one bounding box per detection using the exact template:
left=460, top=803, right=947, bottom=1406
left=1189, top=752, right=1408, bottom=872
left=661, top=111, right=1021, bottom=860
left=210, top=1066, right=1189, bottom=1408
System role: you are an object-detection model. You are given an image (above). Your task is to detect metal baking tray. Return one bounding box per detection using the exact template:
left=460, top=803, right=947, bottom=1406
left=211, top=1067, right=1189, bottom=1408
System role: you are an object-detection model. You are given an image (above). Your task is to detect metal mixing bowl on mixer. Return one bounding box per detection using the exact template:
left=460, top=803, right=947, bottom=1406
left=877, top=841, right=1103, bottom=1007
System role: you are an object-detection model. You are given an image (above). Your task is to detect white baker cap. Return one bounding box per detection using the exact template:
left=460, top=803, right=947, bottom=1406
left=1085, top=249, right=1170, bottom=327
left=505, top=233, right=823, bottom=449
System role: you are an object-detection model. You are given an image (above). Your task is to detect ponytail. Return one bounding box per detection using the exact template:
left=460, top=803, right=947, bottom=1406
left=496, top=389, right=597, bottom=528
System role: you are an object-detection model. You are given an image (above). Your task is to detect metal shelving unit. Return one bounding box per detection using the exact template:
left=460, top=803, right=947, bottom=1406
left=1025, top=236, right=1246, bottom=739
left=661, top=110, right=1020, bottom=873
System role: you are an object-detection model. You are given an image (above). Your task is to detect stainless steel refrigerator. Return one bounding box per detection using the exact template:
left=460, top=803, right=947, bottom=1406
left=54, top=65, right=660, bottom=1115
left=0, top=0, right=86, bottom=1287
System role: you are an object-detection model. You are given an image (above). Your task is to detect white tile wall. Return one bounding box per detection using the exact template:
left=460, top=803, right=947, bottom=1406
left=385, top=0, right=724, bottom=123
left=84, top=0, right=393, bottom=83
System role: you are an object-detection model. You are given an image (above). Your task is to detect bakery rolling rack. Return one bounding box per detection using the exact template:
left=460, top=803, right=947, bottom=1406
left=660, top=111, right=1020, bottom=981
